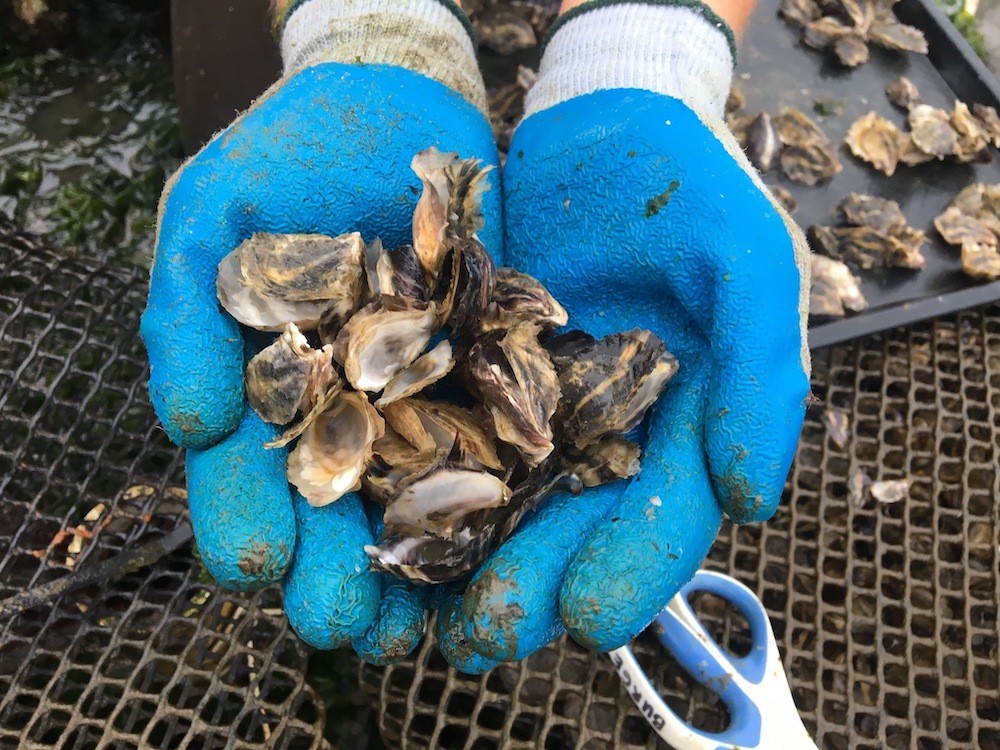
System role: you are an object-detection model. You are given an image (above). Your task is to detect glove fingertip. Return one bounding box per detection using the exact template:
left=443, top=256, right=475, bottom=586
left=436, top=593, right=501, bottom=675
left=141, top=283, right=245, bottom=449
left=186, top=411, right=296, bottom=590
left=284, top=492, right=380, bottom=650
left=352, top=579, right=429, bottom=666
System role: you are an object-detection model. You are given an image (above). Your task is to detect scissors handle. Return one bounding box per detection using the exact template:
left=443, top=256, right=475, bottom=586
left=608, top=571, right=818, bottom=750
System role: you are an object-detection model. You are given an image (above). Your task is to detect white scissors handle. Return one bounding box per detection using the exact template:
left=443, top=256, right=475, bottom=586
left=607, top=571, right=818, bottom=750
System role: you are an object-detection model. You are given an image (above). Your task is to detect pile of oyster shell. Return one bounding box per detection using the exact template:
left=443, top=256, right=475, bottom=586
left=934, top=182, right=1000, bottom=281
left=216, top=148, right=678, bottom=584
left=846, top=77, right=1000, bottom=176
left=779, top=0, right=927, bottom=67
left=727, top=96, right=843, bottom=187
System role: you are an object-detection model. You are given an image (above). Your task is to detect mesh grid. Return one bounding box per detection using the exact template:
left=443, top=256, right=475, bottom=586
left=364, top=305, right=1000, bottom=750
left=0, top=223, right=329, bottom=750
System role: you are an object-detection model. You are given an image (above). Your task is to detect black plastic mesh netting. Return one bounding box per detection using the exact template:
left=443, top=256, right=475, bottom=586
left=0, top=225, right=329, bottom=750
left=362, top=308, right=1000, bottom=749
left=1, top=222, right=999, bottom=750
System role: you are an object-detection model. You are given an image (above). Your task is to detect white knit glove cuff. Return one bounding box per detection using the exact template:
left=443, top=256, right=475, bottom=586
left=524, top=1, right=736, bottom=121
left=280, top=0, right=488, bottom=115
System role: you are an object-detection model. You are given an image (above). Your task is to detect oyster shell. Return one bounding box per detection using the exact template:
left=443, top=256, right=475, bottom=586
left=840, top=193, right=906, bottom=234
left=770, top=186, right=798, bottom=214
left=810, top=254, right=868, bottom=317
left=381, top=397, right=503, bottom=472
left=245, top=322, right=337, bottom=426
left=908, top=104, right=957, bottom=159
left=480, top=267, right=568, bottom=332
left=726, top=85, right=747, bottom=116
left=373, top=241, right=428, bottom=301
left=885, top=76, right=921, bottom=110
left=934, top=207, right=996, bottom=247
left=845, top=111, right=903, bottom=176
left=549, top=329, right=678, bottom=450
left=832, top=34, right=869, bottom=66
left=773, top=107, right=842, bottom=184
left=382, top=464, right=513, bottom=539
left=287, top=391, right=385, bottom=506
left=562, top=434, right=642, bottom=488
left=867, top=12, right=927, bottom=53
left=366, top=467, right=582, bottom=584
left=466, top=323, right=561, bottom=466
left=746, top=112, right=779, bottom=173
left=334, top=296, right=438, bottom=392
left=780, top=143, right=844, bottom=186
left=374, top=339, right=455, bottom=408
left=362, top=428, right=436, bottom=507
left=217, top=232, right=365, bottom=333
left=972, top=104, right=1000, bottom=148
left=779, top=0, right=821, bottom=27
left=951, top=102, right=992, bottom=162
left=961, top=241, right=1000, bottom=281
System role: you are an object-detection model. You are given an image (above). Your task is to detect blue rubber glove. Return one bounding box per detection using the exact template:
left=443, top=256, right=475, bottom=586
left=140, top=0, right=499, bottom=659
left=436, top=0, right=811, bottom=670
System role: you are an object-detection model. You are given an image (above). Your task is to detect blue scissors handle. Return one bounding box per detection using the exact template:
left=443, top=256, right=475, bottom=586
left=607, top=570, right=818, bottom=750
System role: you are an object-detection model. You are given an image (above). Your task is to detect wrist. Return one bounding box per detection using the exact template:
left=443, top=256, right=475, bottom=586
left=525, top=0, right=736, bottom=121
left=278, top=0, right=486, bottom=114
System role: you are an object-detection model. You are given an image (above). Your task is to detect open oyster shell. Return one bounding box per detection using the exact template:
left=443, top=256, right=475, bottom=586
left=845, top=112, right=903, bottom=176
left=382, top=462, right=513, bottom=540
left=810, top=254, right=869, bottom=317
left=334, top=296, right=438, bottom=392
left=466, top=323, right=561, bottom=467
left=217, top=232, right=365, bottom=332
left=375, top=340, right=455, bottom=409
left=549, top=329, right=678, bottom=450
left=245, top=322, right=337, bottom=426
left=287, top=391, right=385, bottom=507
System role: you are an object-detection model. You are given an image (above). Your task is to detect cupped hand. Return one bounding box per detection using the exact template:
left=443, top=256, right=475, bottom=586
left=437, top=89, right=810, bottom=670
left=140, top=60, right=501, bottom=654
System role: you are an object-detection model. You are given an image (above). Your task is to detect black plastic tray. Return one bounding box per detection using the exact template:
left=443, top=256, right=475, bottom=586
left=735, top=0, right=1000, bottom=349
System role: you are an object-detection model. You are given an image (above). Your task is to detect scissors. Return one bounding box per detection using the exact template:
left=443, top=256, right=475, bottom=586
left=607, top=570, right=818, bottom=750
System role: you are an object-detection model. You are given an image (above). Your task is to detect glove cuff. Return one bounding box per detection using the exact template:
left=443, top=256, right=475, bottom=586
left=280, top=0, right=488, bottom=115
left=524, top=0, right=736, bottom=121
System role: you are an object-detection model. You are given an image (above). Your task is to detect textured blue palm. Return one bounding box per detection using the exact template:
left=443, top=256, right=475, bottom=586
left=141, top=62, right=500, bottom=653
left=437, top=89, right=808, bottom=670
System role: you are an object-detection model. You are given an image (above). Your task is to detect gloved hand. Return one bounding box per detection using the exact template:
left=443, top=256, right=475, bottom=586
left=140, top=0, right=500, bottom=662
left=436, top=0, right=811, bottom=670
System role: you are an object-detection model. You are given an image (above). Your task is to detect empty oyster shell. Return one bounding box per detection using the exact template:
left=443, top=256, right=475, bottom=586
left=951, top=102, right=992, bottom=162
left=845, top=112, right=903, bottom=176
left=382, top=464, right=513, bottom=539
left=562, top=434, right=642, bottom=488
left=746, top=112, right=780, bottom=173
left=480, top=267, right=569, bottom=332
left=381, top=397, right=503, bottom=472
left=833, top=226, right=926, bottom=270
left=833, top=34, right=869, bottom=66
left=466, top=323, right=561, bottom=466
left=780, top=143, right=843, bottom=185
left=363, top=428, right=436, bottom=507
left=411, top=147, right=492, bottom=293
left=774, top=107, right=828, bottom=147
left=334, top=296, right=438, bottom=392
left=375, top=340, right=455, bottom=409
left=934, top=207, right=996, bottom=247
left=840, top=193, right=906, bottom=234
left=373, top=241, right=428, bottom=301
left=961, top=241, right=1000, bottom=281
left=972, top=104, right=1000, bottom=148
left=779, top=0, right=820, bottom=27
left=245, top=322, right=337, bottom=426
left=810, top=254, right=868, bottom=317
left=868, top=13, right=927, bottom=53
left=287, top=391, right=385, bottom=506
left=908, top=104, right=957, bottom=159
left=549, top=329, right=678, bottom=450
left=885, top=76, right=921, bottom=110
left=217, top=232, right=365, bottom=332
left=367, top=467, right=582, bottom=584
left=897, top=134, right=935, bottom=166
